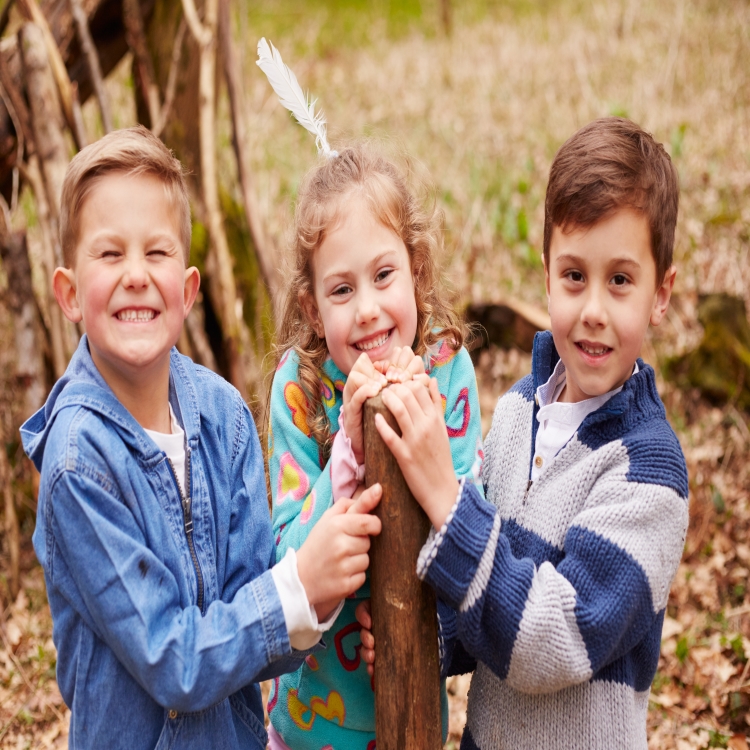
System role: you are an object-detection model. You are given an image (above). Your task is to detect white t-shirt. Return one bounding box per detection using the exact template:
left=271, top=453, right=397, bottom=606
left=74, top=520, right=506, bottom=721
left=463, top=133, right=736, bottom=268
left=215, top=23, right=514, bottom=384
left=144, top=405, right=341, bottom=650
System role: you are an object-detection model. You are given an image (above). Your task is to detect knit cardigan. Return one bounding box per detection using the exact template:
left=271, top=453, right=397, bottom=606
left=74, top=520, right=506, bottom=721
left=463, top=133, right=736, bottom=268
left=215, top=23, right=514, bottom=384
left=419, top=331, right=689, bottom=750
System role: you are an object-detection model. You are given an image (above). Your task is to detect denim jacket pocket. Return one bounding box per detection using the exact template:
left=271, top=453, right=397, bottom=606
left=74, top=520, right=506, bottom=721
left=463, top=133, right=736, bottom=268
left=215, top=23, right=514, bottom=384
left=229, top=693, right=268, bottom=748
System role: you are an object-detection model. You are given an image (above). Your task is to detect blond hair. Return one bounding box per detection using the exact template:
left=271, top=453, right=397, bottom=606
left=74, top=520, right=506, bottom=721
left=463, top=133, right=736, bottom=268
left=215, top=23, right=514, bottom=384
left=273, top=142, right=465, bottom=459
left=59, top=125, right=191, bottom=267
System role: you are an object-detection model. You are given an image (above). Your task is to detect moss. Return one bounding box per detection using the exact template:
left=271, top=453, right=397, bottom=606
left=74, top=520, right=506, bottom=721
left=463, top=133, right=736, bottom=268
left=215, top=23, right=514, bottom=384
left=665, top=294, right=750, bottom=412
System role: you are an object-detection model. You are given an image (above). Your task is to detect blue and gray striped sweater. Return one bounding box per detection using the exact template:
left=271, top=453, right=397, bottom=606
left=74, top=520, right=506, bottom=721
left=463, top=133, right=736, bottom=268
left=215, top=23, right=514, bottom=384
left=419, top=331, right=689, bottom=750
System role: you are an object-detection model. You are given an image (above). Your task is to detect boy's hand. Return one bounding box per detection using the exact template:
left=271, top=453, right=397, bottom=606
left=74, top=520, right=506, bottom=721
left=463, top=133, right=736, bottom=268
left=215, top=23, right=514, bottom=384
left=355, top=599, right=375, bottom=677
left=343, top=354, right=387, bottom=464
left=376, top=379, right=458, bottom=529
left=297, top=483, right=383, bottom=621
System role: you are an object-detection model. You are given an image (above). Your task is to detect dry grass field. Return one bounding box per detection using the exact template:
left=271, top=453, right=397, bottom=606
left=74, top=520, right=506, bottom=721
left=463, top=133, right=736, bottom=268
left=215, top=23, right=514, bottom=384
left=1, top=0, right=749, bottom=747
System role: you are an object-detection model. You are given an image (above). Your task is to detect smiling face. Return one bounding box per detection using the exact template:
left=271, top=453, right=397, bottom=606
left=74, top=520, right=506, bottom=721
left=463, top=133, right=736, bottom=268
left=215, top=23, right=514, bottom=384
left=54, top=172, right=199, bottom=393
left=546, top=207, right=675, bottom=403
left=305, top=194, right=418, bottom=376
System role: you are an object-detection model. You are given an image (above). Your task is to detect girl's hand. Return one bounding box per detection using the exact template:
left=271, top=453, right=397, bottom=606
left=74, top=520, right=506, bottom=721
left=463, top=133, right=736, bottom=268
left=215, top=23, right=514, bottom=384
left=374, top=346, right=429, bottom=385
left=355, top=599, right=375, bottom=677
left=376, top=379, right=458, bottom=529
left=297, top=484, right=383, bottom=621
left=343, top=354, right=387, bottom=464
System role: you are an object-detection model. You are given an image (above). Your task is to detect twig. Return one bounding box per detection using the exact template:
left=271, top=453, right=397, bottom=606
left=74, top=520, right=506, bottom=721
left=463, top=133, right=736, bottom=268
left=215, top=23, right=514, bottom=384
left=122, top=0, right=161, bottom=129
left=217, top=0, right=280, bottom=311
left=16, top=0, right=87, bottom=149
left=179, top=0, right=210, bottom=46
left=69, top=0, right=113, bottom=133
left=152, top=18, right=186, bottom=138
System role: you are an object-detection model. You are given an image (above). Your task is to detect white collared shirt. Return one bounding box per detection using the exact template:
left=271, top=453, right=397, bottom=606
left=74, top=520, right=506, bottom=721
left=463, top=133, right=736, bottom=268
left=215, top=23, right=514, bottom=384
left=531, top=359, right=638, bottom=481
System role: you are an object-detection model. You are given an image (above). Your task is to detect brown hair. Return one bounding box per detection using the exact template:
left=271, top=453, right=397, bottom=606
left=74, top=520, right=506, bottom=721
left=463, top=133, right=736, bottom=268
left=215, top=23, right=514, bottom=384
left=543, top=117, right=679, bottom=283
left=59, top=125, right=191, bottom=267
left=273, top=142, right=465, bottom=459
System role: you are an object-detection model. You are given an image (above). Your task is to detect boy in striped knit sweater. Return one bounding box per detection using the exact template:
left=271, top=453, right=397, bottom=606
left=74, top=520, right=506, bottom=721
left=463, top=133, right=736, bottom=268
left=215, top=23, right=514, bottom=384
left=359, top=117, right=689, bottom=748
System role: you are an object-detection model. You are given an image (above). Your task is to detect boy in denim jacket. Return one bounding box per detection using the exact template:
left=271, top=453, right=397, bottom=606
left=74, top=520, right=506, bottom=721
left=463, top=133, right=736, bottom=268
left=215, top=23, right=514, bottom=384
left=21, top=126, right=382, bottom=750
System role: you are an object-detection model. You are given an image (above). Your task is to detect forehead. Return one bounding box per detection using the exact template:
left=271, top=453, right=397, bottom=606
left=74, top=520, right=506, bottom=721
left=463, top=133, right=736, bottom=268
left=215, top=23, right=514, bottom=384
left=77, top=172, right=187, bottom=251
left=549, top=208, right=654, bottom=268
left=313, top=195, right=407, bottom=280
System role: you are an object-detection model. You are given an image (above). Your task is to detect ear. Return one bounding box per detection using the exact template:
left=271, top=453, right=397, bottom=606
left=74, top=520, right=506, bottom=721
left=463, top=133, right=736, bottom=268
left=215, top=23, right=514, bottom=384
left=650, top=264, right=676, bottom=327
left=299, top=290, right=324, bottom=339
left=183, top=266, right=201, bottom=318
left=53, top=267, right=83, bottom=324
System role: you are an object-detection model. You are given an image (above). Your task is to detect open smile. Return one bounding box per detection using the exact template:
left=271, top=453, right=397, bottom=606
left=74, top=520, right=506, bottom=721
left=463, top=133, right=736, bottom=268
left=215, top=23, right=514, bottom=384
left=115, top=308, right=159, bottom=322
left=353, top=329, right=393, bottom=353
left=575, top=340, right=613, bottom=364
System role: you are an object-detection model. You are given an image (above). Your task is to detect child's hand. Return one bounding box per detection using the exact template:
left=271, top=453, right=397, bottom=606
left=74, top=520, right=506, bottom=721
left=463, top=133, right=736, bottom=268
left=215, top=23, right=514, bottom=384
left=297, top=483, right=383, bottom=621
left=376, top=379, right=459, bottom=530
left=355, top=599, right=376, bottom=677
left=343, top=354, right=387, bottom=464
left=374, top=346, right=429, bottom=385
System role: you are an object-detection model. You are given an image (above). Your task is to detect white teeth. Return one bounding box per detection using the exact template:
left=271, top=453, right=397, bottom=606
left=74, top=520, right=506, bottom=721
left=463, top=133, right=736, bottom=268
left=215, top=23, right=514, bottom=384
left=580, top=343, right=609, bottom=355
left=117, top=309, right=156, bottom=322
left=355, top=331, right=389, bottom=351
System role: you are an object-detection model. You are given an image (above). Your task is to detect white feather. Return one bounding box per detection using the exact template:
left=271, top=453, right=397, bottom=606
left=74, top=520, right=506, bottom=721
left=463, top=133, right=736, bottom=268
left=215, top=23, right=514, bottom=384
left=256, top=38, right=335, bottom=157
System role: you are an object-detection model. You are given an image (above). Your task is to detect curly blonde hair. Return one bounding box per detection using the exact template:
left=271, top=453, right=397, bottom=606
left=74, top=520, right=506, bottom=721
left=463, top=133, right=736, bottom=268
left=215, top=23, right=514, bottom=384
left=272, top=142, right=466, bottom=460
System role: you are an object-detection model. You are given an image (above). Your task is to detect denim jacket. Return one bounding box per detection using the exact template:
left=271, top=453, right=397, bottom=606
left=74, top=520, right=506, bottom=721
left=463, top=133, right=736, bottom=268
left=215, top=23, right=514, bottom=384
left=22, top=337, right=309, bottom=750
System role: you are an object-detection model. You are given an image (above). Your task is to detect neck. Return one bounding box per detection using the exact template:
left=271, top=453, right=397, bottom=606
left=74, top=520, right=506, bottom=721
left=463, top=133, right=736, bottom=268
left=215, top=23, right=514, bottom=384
left=91, top=352, right=172, bottom=432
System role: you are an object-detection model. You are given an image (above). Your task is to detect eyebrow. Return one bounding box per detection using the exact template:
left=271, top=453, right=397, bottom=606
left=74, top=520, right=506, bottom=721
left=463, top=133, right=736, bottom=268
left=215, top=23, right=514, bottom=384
left=322, top=250, right=401, bottom=283
left=554, top=254, right=642, bottom=270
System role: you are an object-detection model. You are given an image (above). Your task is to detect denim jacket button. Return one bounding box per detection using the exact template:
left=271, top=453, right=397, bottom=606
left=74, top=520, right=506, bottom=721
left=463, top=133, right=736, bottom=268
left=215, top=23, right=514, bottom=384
left=168, top=710, right=178, bottom=719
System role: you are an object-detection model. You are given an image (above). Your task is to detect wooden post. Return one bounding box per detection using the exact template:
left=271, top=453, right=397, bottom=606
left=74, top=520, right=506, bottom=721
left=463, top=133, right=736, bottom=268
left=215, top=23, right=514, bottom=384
left=363, top=393, right=442, bottom=750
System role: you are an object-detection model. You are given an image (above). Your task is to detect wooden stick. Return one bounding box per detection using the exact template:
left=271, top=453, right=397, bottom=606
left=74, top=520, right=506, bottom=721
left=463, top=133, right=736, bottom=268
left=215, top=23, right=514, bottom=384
left=152, top=18, right=186, bottom=138
left=217, top=0, right=280, bottom=312
left=363, top=393, right=442, bottom=750
left=69, top=0, right=113, bottom=133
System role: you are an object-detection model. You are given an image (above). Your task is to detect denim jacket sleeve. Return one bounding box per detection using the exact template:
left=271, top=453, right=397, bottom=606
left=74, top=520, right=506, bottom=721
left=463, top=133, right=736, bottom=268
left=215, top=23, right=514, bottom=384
left=47, top=421, right=295, bottom=714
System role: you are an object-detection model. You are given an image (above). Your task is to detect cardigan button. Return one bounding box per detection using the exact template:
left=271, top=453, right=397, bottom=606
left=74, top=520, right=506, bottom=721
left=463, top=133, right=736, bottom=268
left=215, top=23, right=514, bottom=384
left=534, top=455, right=543, bottom=468
left=168, top=710, right=178, bottom=719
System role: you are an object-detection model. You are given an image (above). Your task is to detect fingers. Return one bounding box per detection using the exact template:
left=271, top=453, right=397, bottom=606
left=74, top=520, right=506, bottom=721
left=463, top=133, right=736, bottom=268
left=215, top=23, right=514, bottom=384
left=348, top=483, right=381, bottom=514
left=355, top=599, right=372, bottom=629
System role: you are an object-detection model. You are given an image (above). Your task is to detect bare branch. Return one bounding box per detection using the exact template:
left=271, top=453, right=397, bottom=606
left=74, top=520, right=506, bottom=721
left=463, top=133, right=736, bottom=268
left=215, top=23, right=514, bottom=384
left=0, top=79, right=24, bottom=214
left=69, top=0, right=113, bottom=133
left=152, top=18, right=186, bottom=138
left=179, top=0, right=210, bottom=47
left=122, top=0, right=161, bottom=129
left=17, top=0, right=87, bottom=149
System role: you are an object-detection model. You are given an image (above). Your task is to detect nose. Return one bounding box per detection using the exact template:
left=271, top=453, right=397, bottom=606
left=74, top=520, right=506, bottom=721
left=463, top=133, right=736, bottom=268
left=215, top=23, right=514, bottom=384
left=355, top=288, right=380, bottom=327
left=580, top=284, right=608, bottom=328
left=122, top=253, right=149, bottom=289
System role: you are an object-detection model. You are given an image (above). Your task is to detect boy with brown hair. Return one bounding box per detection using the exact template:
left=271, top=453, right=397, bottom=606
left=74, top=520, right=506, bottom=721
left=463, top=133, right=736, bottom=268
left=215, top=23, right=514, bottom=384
left=361, top=117, right=690, bottom=748
left=21, top=126, right=383, bottom=750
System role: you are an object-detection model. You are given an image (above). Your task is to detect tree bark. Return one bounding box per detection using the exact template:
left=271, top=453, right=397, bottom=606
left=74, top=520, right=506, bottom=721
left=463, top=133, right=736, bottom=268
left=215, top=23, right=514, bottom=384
left=363, top=393, right=442, bottom=750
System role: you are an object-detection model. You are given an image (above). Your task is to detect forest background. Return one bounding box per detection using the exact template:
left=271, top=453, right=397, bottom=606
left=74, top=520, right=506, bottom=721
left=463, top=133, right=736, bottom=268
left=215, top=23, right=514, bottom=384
left=0, top=0, right=749, bottom=748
